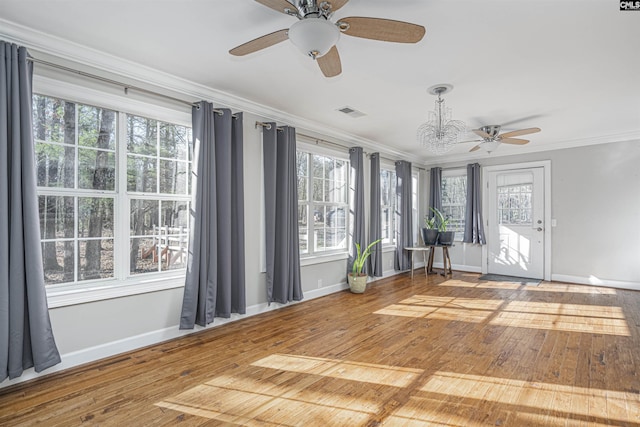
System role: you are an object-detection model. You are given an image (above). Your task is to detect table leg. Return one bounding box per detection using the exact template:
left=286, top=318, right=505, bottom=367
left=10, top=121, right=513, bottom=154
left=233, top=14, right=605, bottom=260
left=423, top=250, right=428, bottom=276
left=411, top=250, right=414, bottom=279
left=427, top=247, right=435, bottom=274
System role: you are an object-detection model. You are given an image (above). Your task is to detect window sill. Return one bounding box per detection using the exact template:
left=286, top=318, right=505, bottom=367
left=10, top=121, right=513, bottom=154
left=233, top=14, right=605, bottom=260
left=300, top=252, right=349, bottom=267
left=46, top=274, right=186, bottom=308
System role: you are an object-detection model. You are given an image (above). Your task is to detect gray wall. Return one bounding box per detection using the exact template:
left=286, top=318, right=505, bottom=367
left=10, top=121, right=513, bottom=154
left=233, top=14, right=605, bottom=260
left=428, top=139, right=640, bottom=285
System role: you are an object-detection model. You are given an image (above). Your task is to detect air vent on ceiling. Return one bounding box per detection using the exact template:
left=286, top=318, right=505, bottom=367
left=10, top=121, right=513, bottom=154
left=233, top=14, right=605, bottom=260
left=337, top=106, right=366, bottom=118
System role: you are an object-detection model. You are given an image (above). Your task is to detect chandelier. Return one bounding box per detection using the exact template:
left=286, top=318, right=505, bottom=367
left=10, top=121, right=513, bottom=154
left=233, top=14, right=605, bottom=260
left=417, top=84, right=466, bottom=155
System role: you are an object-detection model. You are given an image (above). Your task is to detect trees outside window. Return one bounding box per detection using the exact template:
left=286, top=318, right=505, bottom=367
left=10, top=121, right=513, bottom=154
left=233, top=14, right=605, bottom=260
left=380, top=168, right=396, bottom=245
left=441, top=170, right=467, bottom=237
left=34, top=94, right=192, bottom=287
left=297, top=149, right=349, bottom=255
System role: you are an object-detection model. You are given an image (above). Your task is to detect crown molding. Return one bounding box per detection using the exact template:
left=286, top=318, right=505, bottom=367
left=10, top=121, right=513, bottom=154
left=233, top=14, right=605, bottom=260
left=0, top=18, right=409, bottom=160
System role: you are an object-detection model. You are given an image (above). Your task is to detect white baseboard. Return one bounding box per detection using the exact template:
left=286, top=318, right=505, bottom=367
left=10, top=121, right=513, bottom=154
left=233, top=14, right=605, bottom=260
left=1, top=280, right=352, bottom=389
left=551, top=274, right=640, bottom=291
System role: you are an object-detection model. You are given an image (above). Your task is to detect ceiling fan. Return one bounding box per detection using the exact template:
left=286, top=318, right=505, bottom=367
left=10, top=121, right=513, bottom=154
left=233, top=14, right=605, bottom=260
left=464, top=125, right=542, bottom=153
left=229, top=0, right=426, bottom=77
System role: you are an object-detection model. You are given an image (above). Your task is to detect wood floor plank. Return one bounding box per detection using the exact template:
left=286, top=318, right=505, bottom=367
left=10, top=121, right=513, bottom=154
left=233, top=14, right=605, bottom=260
left=1, top=272, right=640, bottom=426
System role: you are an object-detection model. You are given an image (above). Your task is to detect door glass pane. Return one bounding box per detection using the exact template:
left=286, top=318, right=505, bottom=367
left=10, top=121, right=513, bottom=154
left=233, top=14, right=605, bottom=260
left=497, top=183, right=533, bottom=225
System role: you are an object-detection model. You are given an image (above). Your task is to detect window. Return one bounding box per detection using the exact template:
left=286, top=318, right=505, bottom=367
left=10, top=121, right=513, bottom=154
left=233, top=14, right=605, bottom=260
left=297, top=149, right=349, bottom=255
left=380, top=168, right=396, bottom=245
left=441, top=170, right=467, bottom=237
left=498, top=183, right=533, bottom=225
left=34, top=94, right=192, bottom=288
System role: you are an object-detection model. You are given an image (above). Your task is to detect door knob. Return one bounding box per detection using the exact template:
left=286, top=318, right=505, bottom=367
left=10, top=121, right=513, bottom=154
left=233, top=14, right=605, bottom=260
left=536, top=227, right=543, bottom=232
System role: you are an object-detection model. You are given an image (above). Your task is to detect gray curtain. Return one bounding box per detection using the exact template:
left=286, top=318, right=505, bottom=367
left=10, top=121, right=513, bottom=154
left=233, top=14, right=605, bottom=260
left=368, top=153, right=382, bottom=277
left=428, top=167, right=442, bottom=219
left=180, top=103, right=246, bottom=329
left=464, top=163, right=486, bottom=244
left=394, top=160, right=413, bottom=271
left=1, top=41, right=61, bottom=381
left=263, top=124, right=303, bottom=304
left=348, top=147, right=365, bottom=274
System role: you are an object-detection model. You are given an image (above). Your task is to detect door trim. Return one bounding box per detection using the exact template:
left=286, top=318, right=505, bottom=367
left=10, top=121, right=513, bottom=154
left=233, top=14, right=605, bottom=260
left=481, top=161, right=552, bottom=281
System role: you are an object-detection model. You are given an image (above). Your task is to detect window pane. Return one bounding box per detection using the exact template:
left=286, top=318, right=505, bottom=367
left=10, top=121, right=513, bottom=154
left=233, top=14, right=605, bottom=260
left=159, top=159, right=188, bottom=194
left=161, top=201, right=189, bottom=230
left=33, top=95, right=74, bottom=145
left=78, top=197, right=113, bottom=238
left=130, top=199, right=159, bottom=236
left=42, top=241, right=75, bottom=285
left=130, top=237, right=159, bottom=274
left=441, top=175, right=467, bottom=234
left=38, top=195, right=74, bottom=241
left=79, top=239, right=114, bottom=281
left=79, top=148, right=116, bottom=190
left=127, top=156, right=157, bottom=192
left=160, top=123, right=189, bottom=160
left=299, top=205, right=308, bottom=254
left=78, top=105, right=116, bottom=150
left=127, top=115, right=157, bottom=156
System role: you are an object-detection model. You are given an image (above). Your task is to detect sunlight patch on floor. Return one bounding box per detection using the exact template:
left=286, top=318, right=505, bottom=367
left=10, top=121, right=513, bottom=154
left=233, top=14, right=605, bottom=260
left=528, top=283, right=617, bottom=294
left=406, top=371, right=639, bottom=426
left=156, top=383, right=373, bottom=426
left=156, top=354, right=424, bottom=425
left=251, top=353, right=423, bottom=388
left=490, top=301, right=630, bottom=336
left=374, top=295, right=504, bottom=323
left=436, top=279, right=522, bottom=290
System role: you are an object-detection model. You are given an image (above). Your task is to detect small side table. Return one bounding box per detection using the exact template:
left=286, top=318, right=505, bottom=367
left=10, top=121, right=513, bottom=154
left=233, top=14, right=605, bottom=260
left=404, top=246, right=431, bottom=279
left=426, top=244, right=454, bottom=276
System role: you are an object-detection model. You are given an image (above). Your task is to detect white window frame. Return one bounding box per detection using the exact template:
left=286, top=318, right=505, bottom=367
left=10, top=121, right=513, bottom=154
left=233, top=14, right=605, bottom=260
left=33, top=75, right=192, bottom=308
left=441, top=168, right=467, bottom=241
left=297, top=141, right=350, bottom=264
left=380, top=165, right=397, bottom=248
left=412, top=170, right=419, bottom=244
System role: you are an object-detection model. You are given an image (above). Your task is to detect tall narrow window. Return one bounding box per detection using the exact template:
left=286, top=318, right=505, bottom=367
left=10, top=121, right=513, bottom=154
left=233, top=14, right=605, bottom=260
left=35, top=95, right=116, bottom=284
left=380, top=168, right=396, bottom=245
left=441, top=170, right=467, bottom=238
left=297, top=149, right=349, bottom=256
left=127, top=115, right=192, bottom=274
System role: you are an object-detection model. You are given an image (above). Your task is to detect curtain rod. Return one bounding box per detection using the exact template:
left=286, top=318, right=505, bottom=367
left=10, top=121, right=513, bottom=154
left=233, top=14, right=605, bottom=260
left=28, top=56, right=237, bottom=117
left=255, top=121, right=402, bottom=164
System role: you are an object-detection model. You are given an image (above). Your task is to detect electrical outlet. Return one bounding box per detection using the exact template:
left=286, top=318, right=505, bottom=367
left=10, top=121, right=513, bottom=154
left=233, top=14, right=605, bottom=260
left=317, top=279, right=323, bottom=288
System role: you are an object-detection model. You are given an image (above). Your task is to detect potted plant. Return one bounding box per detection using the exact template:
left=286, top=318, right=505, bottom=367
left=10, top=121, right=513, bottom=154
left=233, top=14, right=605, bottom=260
left=348, top=239, right=382, bottom=293
left=421, top=214, right=439, bottom=245
left=432, top=207, right=454, bottom=245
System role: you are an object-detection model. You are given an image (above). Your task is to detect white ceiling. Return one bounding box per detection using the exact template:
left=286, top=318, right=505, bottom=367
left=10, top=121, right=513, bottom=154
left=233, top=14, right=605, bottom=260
left=1, top=0, right=639, bottom=163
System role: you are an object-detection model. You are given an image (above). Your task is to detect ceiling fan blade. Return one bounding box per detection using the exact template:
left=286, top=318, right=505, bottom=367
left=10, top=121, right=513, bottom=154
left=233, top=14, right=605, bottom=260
left=469, top=144, right=482, bottom=152
left=338, top=17, right=425, bottom=43
left=254, top=0, right=297, bottom=15
left=500, top=138, right=530, bottom=145
left=317, top=46, right=342, bottom=78
left=472, top=129, right=492, bottom=139
left=499, top=127, right=541, bottom=139
left=327, top=0, right=349, bottom=11
left=229, top=29, right=289, bottom=56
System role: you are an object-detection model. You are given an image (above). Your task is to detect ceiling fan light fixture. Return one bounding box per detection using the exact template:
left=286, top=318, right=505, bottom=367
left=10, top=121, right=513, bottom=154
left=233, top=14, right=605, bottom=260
left=417, top=84, right=466, bottom=155
left=288, top=18, right=340, bottom=59
left=480, top=140, right=500, bottom=153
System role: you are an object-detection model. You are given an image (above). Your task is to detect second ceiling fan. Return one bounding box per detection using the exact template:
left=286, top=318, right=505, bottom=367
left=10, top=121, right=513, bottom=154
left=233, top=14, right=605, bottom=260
left=229, top=0, right=426, bottom=77
left=465, top=125, right=542, bottom=153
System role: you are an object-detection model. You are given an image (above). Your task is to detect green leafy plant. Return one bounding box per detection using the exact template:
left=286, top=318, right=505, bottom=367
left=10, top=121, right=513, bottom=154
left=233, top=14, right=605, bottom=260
left=423, top=215, right=437, bottom=229
left=351, top=239, right=382, bottom=276
left=430, top=207, right=451, bottom=232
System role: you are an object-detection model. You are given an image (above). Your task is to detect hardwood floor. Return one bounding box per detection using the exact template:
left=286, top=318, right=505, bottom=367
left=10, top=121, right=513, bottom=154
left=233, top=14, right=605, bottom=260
left=1, top=272, right=640, bottom=426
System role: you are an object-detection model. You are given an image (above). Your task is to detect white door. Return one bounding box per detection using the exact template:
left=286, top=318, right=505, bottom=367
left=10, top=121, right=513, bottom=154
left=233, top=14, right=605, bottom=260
left=486, top=167, right=545, bottom=279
